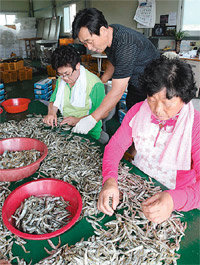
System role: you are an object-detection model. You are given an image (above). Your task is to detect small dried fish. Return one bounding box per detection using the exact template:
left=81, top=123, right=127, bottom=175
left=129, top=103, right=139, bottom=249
left=12, top=195, right=71, bottom=234
left=0, top=150, right=40, bottom=169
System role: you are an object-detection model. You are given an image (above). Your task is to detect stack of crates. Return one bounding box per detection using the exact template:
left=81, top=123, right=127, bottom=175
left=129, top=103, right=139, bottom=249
left=46, top=65, right=56, bottom=77
left=0, top=83, right=5, bottom=104
left=0, top=60, right=33, bottom=83
left=118, top=92, right=127, bottom=124
left=34, top=78, right=53, bottom=101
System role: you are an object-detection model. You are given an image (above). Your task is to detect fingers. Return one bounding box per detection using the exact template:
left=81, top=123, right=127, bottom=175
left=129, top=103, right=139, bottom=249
left=98, top=194, right=115, bottom=216
left=97, top=181, right=119, bottom=216
left=43, top=115, right=57, bottom=128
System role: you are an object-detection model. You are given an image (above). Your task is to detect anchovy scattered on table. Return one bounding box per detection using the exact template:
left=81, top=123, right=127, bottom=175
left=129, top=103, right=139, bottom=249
left=0, top=115, right=187, bottom=265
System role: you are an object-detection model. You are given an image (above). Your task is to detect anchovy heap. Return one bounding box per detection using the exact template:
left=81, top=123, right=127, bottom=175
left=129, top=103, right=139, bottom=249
left=0, top=150, right=41, bottom=169
left=0, top=115, right=187, bottom=265
left=13, top=195, right=71, bottom=234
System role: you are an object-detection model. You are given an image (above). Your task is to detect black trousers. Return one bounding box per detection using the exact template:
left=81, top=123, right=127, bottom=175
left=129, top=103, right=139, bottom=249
left=126, top=84, right=147, bottom=110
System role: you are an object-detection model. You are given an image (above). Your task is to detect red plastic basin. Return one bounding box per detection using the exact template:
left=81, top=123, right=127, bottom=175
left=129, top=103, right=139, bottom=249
left=0, top=107, right=3, bottom=114
left=0, top=137, right=48, bottom=182
left=2, top=178, right=83, bottom=240
left=1, top=98, right=31, bottom=113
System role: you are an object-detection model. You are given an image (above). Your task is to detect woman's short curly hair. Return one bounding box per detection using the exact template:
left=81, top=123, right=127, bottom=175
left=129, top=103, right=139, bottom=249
left=51, top=45, right=81, bottom=71
left=139, top=57, right=197, bottom=103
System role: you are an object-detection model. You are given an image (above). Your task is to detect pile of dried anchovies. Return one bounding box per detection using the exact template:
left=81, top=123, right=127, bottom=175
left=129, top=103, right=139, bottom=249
left=0, top=150, right=41, bottom=169
left=0, top=115, right=187, bottom=265
left=12, top=195, right=71, bottom=234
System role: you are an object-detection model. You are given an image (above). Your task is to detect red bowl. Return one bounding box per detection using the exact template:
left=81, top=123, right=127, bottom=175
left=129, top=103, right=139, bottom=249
left=2, top=178, right=83, bottom=240
left=0, top=137, right=48, bottom=182
left=1, top=98, right=31, bottom=113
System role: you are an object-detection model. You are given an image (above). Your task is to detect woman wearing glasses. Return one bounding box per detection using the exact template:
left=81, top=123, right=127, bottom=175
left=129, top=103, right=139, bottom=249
left=43, top=45, right=107, bottom=142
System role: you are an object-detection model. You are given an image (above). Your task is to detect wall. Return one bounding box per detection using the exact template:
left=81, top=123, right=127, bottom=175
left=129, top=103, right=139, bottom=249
left=90, top=0, right=141, bottom=32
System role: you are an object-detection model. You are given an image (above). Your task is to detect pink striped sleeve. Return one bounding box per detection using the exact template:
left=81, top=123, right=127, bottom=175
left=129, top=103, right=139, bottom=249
left=166, top=109, right=200, bottom=211
left=102, top=102, right=143, bottom=184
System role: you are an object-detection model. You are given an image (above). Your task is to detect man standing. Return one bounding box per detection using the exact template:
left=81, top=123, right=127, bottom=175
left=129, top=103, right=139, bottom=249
left=72, top=8, right=159, bottom=134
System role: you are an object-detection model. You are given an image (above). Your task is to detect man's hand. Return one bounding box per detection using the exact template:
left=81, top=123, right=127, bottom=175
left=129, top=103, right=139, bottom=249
left=72, top=115, right=97, bottom=134
left=43, top=114, right=57, bottom=128
left=97, top=178, right=119, bottom=216
left=60, top=116, right=81, bottom=127
left=142, top=192, right=174, bottom=223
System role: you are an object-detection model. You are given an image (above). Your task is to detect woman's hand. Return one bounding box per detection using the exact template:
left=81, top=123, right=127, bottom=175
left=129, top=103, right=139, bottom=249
left=43, top=114, right=57, bottom=128
left=60, top=116, right=81, bottom=127
left=142, top=191, right=174, bottom=223
left=97, top=178, right=119, bottom=216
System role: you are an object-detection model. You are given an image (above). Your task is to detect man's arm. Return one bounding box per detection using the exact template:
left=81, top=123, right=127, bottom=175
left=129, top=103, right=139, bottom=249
left=101, top=61, right=115, bottom=84
left=72, top=77, right=129, bottom=134
left=92, top=77, right=129, bottom=121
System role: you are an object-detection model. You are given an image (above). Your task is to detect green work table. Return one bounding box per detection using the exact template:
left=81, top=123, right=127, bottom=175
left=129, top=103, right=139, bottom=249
left=0, top=100, right=200, bottom=264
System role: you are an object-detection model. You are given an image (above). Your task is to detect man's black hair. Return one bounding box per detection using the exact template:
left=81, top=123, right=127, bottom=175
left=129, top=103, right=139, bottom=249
left=51, top=45, right=81, bottom=70
left=72, top=8, right=108, bottom=39
left=139, top=57, right=197, bottom=104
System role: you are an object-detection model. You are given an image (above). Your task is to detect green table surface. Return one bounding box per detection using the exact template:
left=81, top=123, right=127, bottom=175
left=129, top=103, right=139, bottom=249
left=1, top=100, right=200, bottom=264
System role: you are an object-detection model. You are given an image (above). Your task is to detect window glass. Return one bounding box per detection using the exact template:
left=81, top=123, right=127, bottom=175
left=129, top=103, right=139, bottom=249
left=64, top=4, right=76, bottom=33
left=182, top=0, right=200, bottom=35
left=0, top=15, right=6, bottom=25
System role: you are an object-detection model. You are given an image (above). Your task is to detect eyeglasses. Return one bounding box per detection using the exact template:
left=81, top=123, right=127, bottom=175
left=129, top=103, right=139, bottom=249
left=56, top=69, right=74, bottom=79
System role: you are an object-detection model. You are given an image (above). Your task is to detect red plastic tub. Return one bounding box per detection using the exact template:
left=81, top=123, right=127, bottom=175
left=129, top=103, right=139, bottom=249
left=0, top=137, right=48, bottom=182
left=1, top=98, right=31, bottom=113
left=2, top=178, right=82, bottom=240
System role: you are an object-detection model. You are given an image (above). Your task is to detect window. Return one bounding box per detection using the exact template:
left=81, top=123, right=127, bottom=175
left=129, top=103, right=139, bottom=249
left=181, top=0, right=200, bottom=36
left=0, top=14, right=16, bottom=25
left=64, top=4, right=76, bottom=33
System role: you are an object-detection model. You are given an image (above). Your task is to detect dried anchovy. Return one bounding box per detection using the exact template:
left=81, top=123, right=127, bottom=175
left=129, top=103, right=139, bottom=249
left=0, top=150, right=41, bottom=169
left=0, top=116, right=187, bottom=264
left=36, top=167, right=186, bottom=265
left=12, top=195, right=71, bottom=234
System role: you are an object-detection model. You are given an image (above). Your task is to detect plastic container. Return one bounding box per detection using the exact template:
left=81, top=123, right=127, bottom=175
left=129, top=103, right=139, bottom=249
left=9, top=70, right=18, bottom=82
left=2, top=178, right=82, bottom=240
left=18, top=68, right=26, bottom=81
left=25, top=67, right=32, bottom=80
left=1, top=98, right=31, bottom=113
left=1, top=71, right=11, bottom=83
left=118, top=109, right=127, bottom=124
left=35, top=90, right=52, bottom=100
left=34, top=78, right=52, bottom=89
left=0, top=137, right=48, bottom=182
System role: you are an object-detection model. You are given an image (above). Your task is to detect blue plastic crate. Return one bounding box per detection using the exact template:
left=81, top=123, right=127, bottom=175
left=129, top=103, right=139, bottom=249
left=119, top=99, right=127, bottom=111
left=118, top=109, right=127, bottom=124
left=0, top=99, right=5, bottom=104
left=34, top=78, right=52, bottom=89
left=34, top=85, right=52, bottom=95
left=0, top=83, right=4, bottom=89
left=121, top=92, right=127, bottom=100
left=0, top=94, right=5, bottom=100
left=0, top=89, right=5, bottom=96
left=35, top=90, right=53, bottom=100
